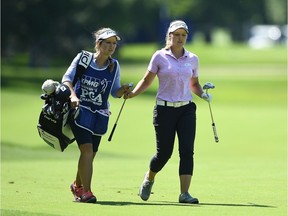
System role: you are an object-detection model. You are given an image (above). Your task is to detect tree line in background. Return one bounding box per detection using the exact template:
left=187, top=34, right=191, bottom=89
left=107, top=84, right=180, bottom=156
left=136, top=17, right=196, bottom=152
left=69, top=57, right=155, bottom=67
left=2, top=0, right=286, bottom=66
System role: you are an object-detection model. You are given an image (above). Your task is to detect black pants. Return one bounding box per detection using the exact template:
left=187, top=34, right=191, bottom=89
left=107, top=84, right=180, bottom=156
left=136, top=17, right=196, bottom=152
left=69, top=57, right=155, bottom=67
left=150, top=102, right=197, bottom=175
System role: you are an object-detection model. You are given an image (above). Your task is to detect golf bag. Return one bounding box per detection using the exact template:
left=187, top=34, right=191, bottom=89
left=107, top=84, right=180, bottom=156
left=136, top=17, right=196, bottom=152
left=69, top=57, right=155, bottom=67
left=37, top=83, right=76, bottom=151
left=37, top=50, right=93, bottom=151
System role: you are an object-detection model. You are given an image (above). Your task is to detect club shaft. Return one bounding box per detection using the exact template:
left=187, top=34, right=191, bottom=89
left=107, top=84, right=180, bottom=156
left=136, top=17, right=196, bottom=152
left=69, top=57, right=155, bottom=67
left=206, top=89, right=219, bottom=143
left=115, top=99, right=126, bottom=124
left=108, top=123, right=117, bottom=141
left=208, top=102, right=215, bottom=123
left=108, top=99, right=126, bottom=142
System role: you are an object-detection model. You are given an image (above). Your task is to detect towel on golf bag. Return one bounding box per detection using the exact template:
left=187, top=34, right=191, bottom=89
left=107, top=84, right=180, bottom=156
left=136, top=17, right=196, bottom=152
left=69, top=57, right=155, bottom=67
left=74, top=106, right=109, bottom=136
left=37, top=83, right=77, bottom=152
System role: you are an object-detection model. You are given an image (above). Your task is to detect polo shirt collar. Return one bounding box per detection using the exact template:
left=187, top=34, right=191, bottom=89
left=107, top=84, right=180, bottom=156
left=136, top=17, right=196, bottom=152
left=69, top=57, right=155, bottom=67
left=165, top=48, right=188, bottom=59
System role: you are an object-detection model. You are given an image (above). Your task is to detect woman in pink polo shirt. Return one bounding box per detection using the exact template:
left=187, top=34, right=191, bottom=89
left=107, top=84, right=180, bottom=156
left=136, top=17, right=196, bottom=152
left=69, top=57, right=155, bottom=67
left=125, top=20, right=211, bottom=204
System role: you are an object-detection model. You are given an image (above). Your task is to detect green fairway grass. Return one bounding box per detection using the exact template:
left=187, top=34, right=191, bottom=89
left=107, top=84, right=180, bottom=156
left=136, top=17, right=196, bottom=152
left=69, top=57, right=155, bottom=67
left=1, top=44, right=287, bottom=216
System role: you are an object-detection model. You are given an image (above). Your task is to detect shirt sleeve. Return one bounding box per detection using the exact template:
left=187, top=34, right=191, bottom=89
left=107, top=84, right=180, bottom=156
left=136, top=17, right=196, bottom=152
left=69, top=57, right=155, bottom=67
left=192, top=54, right=199, bottom=78
left=110, top=60, right=121, bottom=98
left=61, top=53, right=82, bottom=83
left=147, top=51, right=160, bottom=73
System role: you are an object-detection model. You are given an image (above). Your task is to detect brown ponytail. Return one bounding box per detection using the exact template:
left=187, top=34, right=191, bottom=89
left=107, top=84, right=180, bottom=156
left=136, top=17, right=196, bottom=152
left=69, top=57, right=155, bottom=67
left=108, top=56, right=114, bottom=73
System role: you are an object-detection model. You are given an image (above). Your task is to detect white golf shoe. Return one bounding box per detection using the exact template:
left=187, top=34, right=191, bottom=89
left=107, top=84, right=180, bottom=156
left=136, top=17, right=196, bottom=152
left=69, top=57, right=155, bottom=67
left=139, top=173, right=154, bottom=201
left=179, top=192, right=199, bottom=204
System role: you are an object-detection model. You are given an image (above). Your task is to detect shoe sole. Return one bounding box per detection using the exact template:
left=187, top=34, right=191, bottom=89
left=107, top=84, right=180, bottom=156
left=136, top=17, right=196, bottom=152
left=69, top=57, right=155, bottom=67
left=139, top=193, right=149, bottom=201
left=86, top=197, right=97, bottom=203
left=74, top=196, right=97, bottom=203
left=179, top=199, right=199, bottom=204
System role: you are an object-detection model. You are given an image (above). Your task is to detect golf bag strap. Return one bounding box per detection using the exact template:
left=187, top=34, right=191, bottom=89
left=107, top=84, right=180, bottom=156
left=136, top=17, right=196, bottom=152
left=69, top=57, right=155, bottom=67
left=72, top=50, right=93, bottom=86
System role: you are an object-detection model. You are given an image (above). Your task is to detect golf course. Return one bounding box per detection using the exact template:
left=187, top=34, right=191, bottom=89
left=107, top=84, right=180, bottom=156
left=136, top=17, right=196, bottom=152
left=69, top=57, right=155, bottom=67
left=1, top=43, right=287, bottom=216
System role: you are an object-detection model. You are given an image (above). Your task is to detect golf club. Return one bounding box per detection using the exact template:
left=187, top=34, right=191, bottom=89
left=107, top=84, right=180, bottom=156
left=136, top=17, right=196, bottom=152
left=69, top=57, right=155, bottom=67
left=203, top=82, right=219, bottom=143
left=108, top=83, right=133, bottom=142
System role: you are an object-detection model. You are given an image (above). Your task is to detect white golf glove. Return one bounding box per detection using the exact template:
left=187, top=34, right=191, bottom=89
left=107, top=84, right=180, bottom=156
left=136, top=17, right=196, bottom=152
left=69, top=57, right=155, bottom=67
left=201, top=92, right=212, bottom=102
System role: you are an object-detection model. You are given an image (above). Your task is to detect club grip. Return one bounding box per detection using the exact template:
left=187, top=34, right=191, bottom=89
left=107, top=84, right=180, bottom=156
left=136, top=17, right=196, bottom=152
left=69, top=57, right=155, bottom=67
left=108, top=123, right=117, bottom=142
left=212, top=123, right=219, bottom=143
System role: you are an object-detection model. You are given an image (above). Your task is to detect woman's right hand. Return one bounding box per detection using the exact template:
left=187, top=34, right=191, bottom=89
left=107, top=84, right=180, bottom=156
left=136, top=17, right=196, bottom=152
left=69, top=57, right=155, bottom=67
left=62, top=81, right=79, bottom=108
left=70, top=94, right=80, bottom=108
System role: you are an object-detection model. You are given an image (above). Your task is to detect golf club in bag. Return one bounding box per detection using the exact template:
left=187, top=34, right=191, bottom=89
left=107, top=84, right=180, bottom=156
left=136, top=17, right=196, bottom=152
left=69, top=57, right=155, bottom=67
left=203, top=82, right=219, bottom=143
left=108, top=83, right=133, bottom=142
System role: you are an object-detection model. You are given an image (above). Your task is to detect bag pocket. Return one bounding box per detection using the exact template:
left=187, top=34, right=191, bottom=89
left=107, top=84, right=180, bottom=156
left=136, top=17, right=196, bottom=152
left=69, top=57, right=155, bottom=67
left=75, top=107, right=109, bottom=135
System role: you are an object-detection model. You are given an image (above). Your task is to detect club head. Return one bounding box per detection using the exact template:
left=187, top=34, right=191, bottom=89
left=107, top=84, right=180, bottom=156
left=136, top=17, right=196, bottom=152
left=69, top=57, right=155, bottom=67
left=203, top=82, right=215, bottom=90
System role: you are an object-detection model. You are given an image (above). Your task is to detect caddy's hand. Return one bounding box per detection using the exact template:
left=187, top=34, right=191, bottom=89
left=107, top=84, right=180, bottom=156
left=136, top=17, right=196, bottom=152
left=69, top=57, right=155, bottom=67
left=122, top=84, right=132, bottom=94
left=70, top=95, right=80, bottom=108
left=201, top=92, right=212, bottom=102
left=120, top=83, right=133, bottom=98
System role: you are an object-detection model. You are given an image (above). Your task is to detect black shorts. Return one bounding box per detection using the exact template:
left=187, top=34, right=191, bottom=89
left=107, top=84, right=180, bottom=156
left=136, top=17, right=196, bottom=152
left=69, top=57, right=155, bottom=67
left=70, top=120, right=101, bottom=152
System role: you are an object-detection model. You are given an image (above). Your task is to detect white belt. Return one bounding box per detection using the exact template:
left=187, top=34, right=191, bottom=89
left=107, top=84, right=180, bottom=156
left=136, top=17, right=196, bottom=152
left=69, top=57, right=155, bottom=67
left=156, top=100, right=192, bottom=108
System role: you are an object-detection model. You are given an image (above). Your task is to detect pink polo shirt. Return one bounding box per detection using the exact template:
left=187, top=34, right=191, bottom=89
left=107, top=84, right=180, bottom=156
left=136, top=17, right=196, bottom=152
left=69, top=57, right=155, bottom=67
left=148, top=49, right=199, bottom=102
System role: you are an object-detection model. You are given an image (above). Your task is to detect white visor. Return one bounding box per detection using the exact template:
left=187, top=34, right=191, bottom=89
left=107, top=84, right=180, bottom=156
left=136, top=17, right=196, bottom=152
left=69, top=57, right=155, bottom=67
left=97, top=29, right=121, bottom=41
left=168, top=21, right=189, bottom=34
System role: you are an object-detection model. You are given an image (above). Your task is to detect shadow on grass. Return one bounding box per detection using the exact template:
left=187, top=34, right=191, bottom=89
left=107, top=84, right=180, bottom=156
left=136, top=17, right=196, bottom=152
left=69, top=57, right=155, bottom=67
left=96, top=201, right=276, bottom=208
left=198, top=202, right=276, bottom=208
left=96, top=201, right=190, bottom=206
